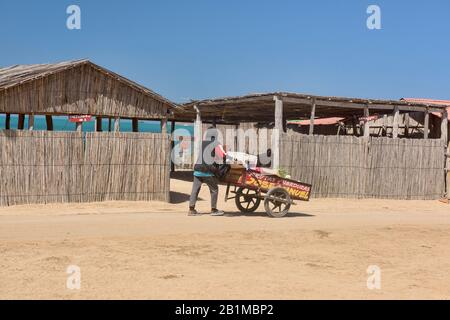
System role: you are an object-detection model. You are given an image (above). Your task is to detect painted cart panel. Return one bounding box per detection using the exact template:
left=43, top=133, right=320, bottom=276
left=223, top=167, right=312, bottom=201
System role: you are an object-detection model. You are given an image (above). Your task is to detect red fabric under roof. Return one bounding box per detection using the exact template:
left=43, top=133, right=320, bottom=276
left=402, top=98, right=450, bottom=120
left=290, top=117, right=344, bottom=126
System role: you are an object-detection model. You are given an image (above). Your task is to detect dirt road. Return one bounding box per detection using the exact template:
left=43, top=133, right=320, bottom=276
left=0, top=174, right=449, bottom=299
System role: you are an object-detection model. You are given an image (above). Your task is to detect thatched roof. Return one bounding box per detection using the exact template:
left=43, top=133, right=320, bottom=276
left=0, top=59, right=179, bottom=110
left=174, top=92, right=449, bottom=123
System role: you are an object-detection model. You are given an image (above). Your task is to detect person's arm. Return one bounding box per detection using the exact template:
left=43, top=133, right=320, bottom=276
left=215, top=144, right=227, bottom=158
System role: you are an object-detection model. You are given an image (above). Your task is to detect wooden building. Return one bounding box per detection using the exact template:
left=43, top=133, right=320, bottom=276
left=0, top=60, right=179, bottom=206
left=174, top=92, right=449, bottom=200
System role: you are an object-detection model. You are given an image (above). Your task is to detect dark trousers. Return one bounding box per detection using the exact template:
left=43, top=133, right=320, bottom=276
left=189, top=176, right=219, bottom=209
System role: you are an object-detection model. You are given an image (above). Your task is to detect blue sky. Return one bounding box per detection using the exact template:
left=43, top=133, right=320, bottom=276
left=1, top=0, right=449, bottom=103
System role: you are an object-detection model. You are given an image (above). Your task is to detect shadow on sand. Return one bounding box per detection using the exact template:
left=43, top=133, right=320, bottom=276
left=171, top=171, right=194, bottom=182
left=223, top=211, right=315, bottom=218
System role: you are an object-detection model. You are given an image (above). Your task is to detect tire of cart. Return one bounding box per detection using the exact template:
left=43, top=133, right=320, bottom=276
left=235, top=187, right=261, bottom=213
left=264, top=187, right=292, bottom=218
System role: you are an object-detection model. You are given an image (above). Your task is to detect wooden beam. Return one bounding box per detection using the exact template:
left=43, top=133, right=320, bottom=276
left=5, top=113, right=10, bottom=130
left=363, top=106, right=370, bottom=138
left=46, top=115, right=53, bottom=131
left=309, top=98, right=316, bottom=135
left=108, top=118, right=112, bottom=132
left=28, top=114, right=34, bottom=131
left=96, top=117, right=103, bottom=132
left=424, top=109, right=430, bottom=139
left=132, top=118, right=139, bottom=132
left=392, top=106, right=400, bottom=139
left=18, top=114, right=25, bottom=130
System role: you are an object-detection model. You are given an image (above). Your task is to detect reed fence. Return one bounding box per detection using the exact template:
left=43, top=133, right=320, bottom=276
left=280, top=134, right=446, bottom=200
left=0, top=130, right=170, bottom=206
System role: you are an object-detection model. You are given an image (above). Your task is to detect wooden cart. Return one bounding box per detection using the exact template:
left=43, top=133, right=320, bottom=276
left=221, top=165, right=312, bottom=218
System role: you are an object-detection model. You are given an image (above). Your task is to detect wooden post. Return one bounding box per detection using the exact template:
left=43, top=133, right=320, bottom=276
left=161, top=118, right=167, bottom=135
left=114, top=117, right=120, bottom=132
left=424, top=109, right=430, bottom=139
left=440, top=109, right=447, bottom=143
left=309, top=98, right=316, bottom=136
left=363, top=106, right=370, bottom=138
left=272, top=96, right=283, bottom=169
left=96, top=117, right=103, bottom=132
left=382, top=114, right=388, bottom=136
left=5, top=113, right=10, bottom=130
left=18, top=114, right=25, bottom=130
left=46, top=115, right=53, bottom=131
left=441, top=110, right=449, bottom=200
left=132, top=118, right=139, bottom=132
left=352, top=116, right=358, bottom=136
left=170, top=120, right=176, bottom=172
left=194, top=106, right=203, bottom=166
left=28, top=114, right=35, bottom=131
left=447, top=141, right=450, bottom=201
left=404, top=113, right=410, bottom=137
left=108, top=117, right=112, bottom=132
left=393, top=106, right=400, bottom=139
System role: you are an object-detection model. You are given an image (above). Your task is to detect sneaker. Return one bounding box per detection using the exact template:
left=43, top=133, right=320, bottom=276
left=188, top=209, right=201, bottom=216
left=210, top=209, right=225, bottom=216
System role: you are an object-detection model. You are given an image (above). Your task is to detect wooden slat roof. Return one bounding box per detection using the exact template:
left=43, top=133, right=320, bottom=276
left=175, top=92, right=449, bottom=123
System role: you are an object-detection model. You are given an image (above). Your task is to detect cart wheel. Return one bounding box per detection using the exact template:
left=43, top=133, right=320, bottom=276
left=235, top=187, right=261, bottom=213
left=264, top=187, right=291, bottom=218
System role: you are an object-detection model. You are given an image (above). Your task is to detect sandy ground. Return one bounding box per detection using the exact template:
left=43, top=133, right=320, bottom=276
left=0, top=172, right=449, bottom=300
